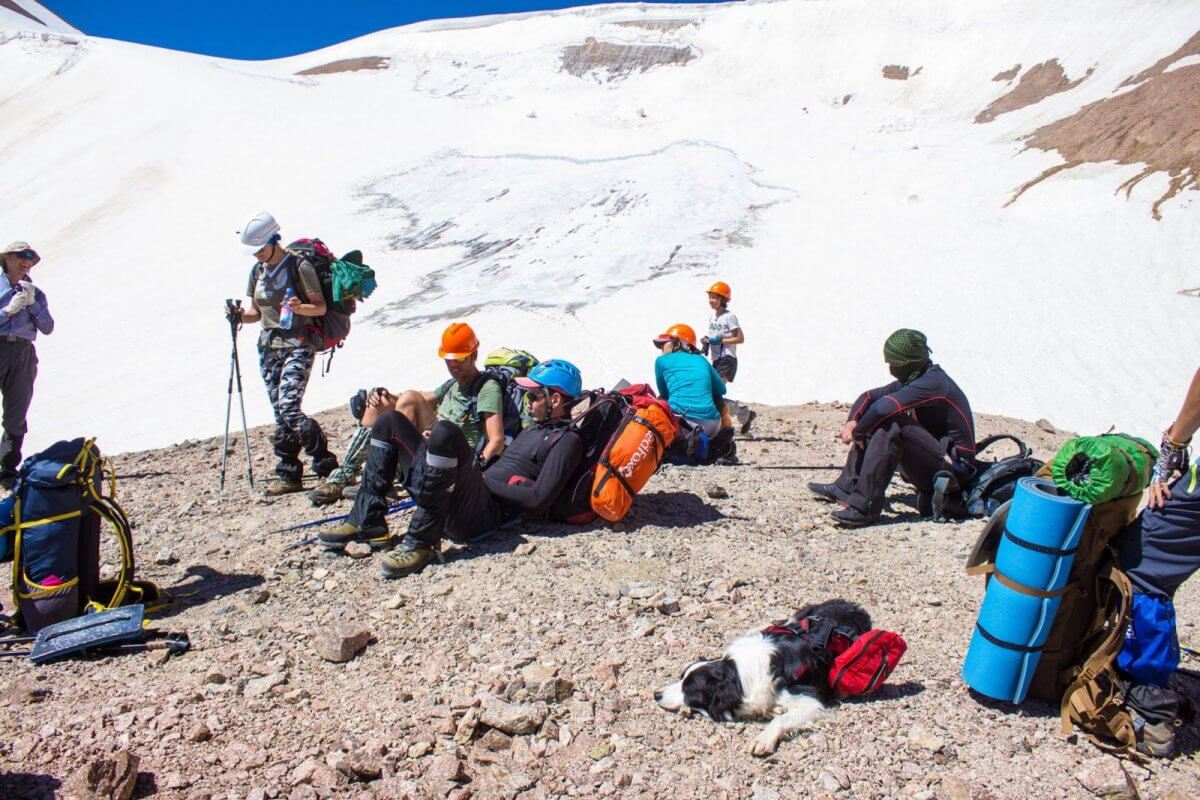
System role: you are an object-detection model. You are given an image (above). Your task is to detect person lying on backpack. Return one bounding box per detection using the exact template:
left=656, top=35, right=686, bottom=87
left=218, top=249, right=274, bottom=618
left=319, top=360, right=585, bottom=579
left=653, top=323, right=727, bottom=437
left=230, top=212, right=338, bottom=496
left=1112, top=366, right=1200, bottom=757
left=306, top=322, right=507, bottom=506
left=808, top=329, right=976, bottom=527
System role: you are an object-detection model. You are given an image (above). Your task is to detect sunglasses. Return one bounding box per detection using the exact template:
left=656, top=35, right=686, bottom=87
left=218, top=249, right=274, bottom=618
left=15, top=250, right=37, bottom=261
left=525, top=389, right=548, bottom=402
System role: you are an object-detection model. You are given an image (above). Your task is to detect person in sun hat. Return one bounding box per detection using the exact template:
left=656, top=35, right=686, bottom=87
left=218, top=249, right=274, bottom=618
left=0, top=241, right=54, bottom=490
left=808, top=328, right=976, bottom=527
left=321, top=356, right=585, bottom=580
left=228, top=212, right=338, bottom=496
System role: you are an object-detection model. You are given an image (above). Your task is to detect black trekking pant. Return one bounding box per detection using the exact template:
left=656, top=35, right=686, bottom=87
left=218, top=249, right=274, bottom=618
left=836, top=417, right=956, bottom=515
left=0, top=338, right=36, bottom=479
left=348, top=414, right=501, bottom=544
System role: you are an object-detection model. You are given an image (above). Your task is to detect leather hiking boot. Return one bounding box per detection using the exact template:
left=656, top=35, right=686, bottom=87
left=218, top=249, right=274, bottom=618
left=318, top=522, right=390, bottom=551
left=1133, top=713, right=1179, bottom=758
left=380, top=540, right=439, bottom=579
left=808, top=482, right=846, bottom=503
left=308, top=481, right=346, bottom=507
left=263, top=479, right=304, bottom=497
left=831, top=505, right=879, bottom=528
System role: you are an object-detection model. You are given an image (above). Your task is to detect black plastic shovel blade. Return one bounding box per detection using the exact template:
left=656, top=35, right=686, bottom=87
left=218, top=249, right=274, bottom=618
left=30, top=605, right=146, bottom=665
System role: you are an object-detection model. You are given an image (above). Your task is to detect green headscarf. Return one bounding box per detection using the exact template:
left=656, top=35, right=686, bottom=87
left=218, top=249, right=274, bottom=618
left=883, top=328, right=930, bottom=383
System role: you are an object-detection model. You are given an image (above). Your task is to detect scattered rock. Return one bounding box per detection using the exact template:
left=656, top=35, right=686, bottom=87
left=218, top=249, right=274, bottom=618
left=315, top=622, right=372, bottom=663
left=311, top=567, right=330, bottom=580
left=479, top=696, right=547, bottom=735
left=1036, top=418, right=1057, bottom=433
left=514, top=542, right=537, bottom=556
left=1074, top=758, right=1135, bottom=799
left=705, top=485, right=729, bottom=499
left=185, top=721, right=211, bottom=742
left=338, top=746, right=386, bottom=781
left=407, top=741, right=433, bottom=759
left=0, top=677, right=50, bottom=707
left=620, top=582, right=657, bottom=599
left=345, top=542, right=372, bottom=559
left=657, top=595, right=681, bottom=615
left=383, top=593, right=406, bottom=610
left=153, top=548, right=178, bottom=565
left=588, top=742, right=615, bottom=761
left=244, top=672, right=287, bottom=698
left=425, top=753, right=467, bottom=786
left=64, top=750, right=139, bottom=800
left=907, top=724, right=945, bottom=753
left=251, top=588, right=270, bottom=604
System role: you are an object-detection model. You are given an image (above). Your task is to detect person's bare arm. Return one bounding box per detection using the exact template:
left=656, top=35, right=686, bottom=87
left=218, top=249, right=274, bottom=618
left=1148, top=367, right=1200, bottom=508
left=724, top=326, right=745, bottom=345
left=480, top=412, right=506, bottom=461
left=240, top=297, right=262, bottom=324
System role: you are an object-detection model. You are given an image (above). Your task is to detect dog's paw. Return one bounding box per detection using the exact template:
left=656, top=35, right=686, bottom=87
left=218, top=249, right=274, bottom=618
left=750, top=732, right=780, bottom=758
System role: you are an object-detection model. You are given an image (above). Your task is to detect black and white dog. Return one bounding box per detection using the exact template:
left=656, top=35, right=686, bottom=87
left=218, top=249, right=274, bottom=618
left=655, top=599, right=871, bottom=756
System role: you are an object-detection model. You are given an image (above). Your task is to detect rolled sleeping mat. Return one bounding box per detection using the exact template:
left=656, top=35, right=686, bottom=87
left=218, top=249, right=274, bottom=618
left=962, top=477, right=1090, bottom=703
left=1049, top=434, right=1157, bottom=505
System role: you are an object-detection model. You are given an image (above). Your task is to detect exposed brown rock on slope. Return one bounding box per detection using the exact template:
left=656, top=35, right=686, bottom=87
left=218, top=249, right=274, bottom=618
left=1120, top=29, right=1200, bottom=87
left=561, top=37, right=693, bottom=80
left=0, top=0, right=43, bottom=26
left=297, top=56, right=390, bottom=76
left=975, top=59, right=1092, bottom=123
left=1007, top=60, right=1200, bottom=219
left=1, top=403, right=1198, bottom=799
left=613, top=19, right=696, bottom=32
left=992, top=64, right=1021, bottom=82
left=882, top=65, right=910, bottom=80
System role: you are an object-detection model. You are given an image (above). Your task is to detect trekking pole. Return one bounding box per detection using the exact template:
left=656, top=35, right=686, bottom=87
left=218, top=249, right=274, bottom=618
left=219, top=299, right=254, bottom=492
left=755, top=465, right=841, bottom=471
left=281, top=500, right=417, bottom=551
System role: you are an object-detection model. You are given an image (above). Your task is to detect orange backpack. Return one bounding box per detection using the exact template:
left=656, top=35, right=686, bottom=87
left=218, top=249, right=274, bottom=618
left=591, top=391, right=678, bottom=522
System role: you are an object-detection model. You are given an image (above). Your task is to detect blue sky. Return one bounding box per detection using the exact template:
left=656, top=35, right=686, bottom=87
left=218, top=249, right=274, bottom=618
left=46, top=1, right=721, bottom=59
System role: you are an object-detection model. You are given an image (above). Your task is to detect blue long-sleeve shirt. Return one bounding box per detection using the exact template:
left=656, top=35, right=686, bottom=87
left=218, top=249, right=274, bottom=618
left=654, top=350, right=726, bottom=421
left=0, top=273, right=53, bottom=341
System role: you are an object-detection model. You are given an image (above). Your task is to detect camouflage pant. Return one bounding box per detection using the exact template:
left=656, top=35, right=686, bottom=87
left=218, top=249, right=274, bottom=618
left=325, top=424, right=371, bottom=486
left=258, top=344, right=335, bottom=481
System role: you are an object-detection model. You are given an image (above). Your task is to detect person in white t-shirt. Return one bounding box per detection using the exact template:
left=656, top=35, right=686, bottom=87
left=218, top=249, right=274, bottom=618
left=702, top=281, right=754, bottom=434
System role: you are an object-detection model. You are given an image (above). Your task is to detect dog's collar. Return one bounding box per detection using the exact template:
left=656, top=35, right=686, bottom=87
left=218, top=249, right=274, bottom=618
left=763, top=616, right=859, bottom=659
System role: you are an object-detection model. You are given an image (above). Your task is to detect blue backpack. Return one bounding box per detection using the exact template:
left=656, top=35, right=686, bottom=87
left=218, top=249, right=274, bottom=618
left=0, top=438, right=155, bottom=633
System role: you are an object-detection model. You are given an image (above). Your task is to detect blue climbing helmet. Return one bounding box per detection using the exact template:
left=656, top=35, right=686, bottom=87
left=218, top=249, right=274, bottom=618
left=516, top=359, right=583, bottom=398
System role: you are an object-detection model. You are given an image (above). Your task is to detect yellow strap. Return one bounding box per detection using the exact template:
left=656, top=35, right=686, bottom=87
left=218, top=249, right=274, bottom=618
left=1189, top=464, right=1197, bottom=493
left=18, top=574, right=79, bottom=599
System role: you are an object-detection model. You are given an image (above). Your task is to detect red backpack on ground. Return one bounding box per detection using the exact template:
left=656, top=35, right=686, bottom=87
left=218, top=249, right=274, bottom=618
left=829, top=630, right=907, bottom=697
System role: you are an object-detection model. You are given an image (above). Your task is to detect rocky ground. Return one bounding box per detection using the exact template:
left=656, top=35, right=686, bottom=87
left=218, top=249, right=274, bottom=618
left=1, top=402, right=1198, bottom=800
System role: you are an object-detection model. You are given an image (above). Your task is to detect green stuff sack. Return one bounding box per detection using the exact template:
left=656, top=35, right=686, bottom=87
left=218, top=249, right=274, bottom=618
left=1050, top=434, right=1159, bottom=504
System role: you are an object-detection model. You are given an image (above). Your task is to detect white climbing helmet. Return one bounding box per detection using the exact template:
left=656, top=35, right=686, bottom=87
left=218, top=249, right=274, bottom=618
left=237, top=211, right=280, bottom=256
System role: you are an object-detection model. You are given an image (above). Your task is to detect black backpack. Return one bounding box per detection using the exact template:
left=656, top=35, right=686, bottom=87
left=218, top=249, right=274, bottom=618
left=548, top=388, right=637, bottom=523
left=930, top=434, right=1044, bottom=520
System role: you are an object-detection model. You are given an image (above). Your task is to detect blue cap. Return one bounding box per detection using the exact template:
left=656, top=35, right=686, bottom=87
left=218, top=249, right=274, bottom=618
left=516, top=359, right=583, bottom=398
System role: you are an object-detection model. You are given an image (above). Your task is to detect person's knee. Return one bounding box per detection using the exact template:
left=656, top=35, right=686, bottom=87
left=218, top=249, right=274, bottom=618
left=395, top=390, right=433, bottom=428
left=427, top=420, right=469, bottom=463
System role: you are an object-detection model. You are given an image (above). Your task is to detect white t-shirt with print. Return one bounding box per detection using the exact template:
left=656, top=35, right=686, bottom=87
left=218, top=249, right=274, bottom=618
left=707, top=310, right=740, bottom=359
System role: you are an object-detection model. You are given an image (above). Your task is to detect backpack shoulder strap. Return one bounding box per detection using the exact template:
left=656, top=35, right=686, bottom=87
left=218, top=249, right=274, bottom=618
left=284, top=255, right=312, bottom=305
left=975, top=434, right=1031, bottom=461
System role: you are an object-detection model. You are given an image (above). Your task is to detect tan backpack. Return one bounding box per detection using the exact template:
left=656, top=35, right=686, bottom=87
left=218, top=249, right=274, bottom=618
left=966, top=469, right=1143, bottom=755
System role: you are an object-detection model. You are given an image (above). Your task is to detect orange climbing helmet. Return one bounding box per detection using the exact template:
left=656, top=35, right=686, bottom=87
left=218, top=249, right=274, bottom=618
left=707, top=281, right=732, bottom=302
left=438, top=322, right=480, bottom=360
left=652, top=323, right=698, bottom=350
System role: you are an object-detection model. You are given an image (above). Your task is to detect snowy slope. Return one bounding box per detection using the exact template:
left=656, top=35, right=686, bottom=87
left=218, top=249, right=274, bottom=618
left=1, top=0, right=1199, bottom=454
left=0, top=0, right=77, bottom=33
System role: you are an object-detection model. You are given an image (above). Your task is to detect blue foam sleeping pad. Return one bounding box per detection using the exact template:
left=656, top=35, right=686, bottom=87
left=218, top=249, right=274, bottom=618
left=962, top=476, right=1090, bottom=703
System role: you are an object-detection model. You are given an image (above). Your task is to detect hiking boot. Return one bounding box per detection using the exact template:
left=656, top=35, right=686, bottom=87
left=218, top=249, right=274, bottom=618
left=380, top=539, right=440, bottom=579
left=831, top=505, right=879, bottom=528
left=349, top=388, right=369, bottom=423
left=1133, top=713, right=1179, bottom=758
left=738, top=409, right=757, bottom=435
left=808, top=482, right=846, bottom=503
left=263, top=479, right=304, bottom=497
left=308, top=481, right=346, bottom=507
left=318, top=522, right=390, bottom=552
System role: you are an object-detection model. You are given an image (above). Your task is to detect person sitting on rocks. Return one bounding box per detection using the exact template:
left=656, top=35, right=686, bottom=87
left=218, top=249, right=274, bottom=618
left=307, top=321, right=506, bottom=506
left=653, top=323, right=727, bottom=437
left=808, top=328, right=976, bottom=527
left=1113, top=365, right=1200, bottom=757
left=320, top=359, right=585, bottom=579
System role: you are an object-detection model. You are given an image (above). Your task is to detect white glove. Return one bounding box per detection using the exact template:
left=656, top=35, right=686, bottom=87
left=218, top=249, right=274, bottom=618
left=3, top=285, right=31, bottom=316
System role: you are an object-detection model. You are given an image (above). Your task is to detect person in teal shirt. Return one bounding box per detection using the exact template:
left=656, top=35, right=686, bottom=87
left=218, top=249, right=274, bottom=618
left=652, top=323, right=727, bottom=436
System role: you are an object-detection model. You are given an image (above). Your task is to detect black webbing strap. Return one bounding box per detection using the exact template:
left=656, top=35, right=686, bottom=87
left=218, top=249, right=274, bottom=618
left=1003, top=527, right=1078, bottom=558
left=975, top=622, right=1043, bottom=654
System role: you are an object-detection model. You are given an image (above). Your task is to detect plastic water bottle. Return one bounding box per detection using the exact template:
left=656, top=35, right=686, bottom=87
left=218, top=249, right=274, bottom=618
left=279, top=288, right=295, bottom=329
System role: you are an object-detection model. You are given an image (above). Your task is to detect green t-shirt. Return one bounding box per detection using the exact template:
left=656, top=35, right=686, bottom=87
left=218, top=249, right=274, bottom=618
left=433, top=376, right=504, bottom=448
